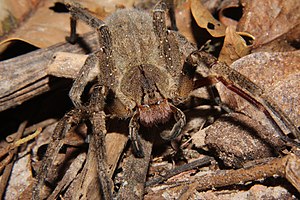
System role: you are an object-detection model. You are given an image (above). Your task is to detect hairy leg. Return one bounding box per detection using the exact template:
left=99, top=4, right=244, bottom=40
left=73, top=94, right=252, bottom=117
left=188, top=51, right=300, bottom=144
left=129, top=111, right=144, bottom=158
left=152, top=1, right=182, bottom=77
left=69, top=53, right=99, bottom=107
left=88, top=85, right=113, bottom=198
left=66, top=3, right=115, bottom=107
left=33, top=108, right=88, bottom=199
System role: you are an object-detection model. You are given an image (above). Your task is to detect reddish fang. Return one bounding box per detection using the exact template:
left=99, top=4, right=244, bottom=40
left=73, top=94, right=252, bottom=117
left=139, top=100, right=172, bottom=127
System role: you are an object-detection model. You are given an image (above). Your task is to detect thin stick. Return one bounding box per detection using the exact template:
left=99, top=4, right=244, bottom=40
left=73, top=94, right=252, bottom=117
left=0, top=121, right=27, bottom=199
left=6, top=119, right=56, bottom=143
left=0, top=127, right=43, bottom=159
left=152, top=153, right=300, bottom=198
left=146, top=156, right=214, bottom=187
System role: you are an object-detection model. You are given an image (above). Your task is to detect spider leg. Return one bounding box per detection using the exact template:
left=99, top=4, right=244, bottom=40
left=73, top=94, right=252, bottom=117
left=129, top=111, right=144, bottom=158
left=153, top=2, right=195, bottom=99
left=87, top=86, right=112, bottom=199
left=152, top=1, right=182, bottom=76
left=188, top=51, right=300, bottom=144
left=160, top=104, right=186, bottom=140
left=65, top=3, right=112, bottom=54
left=69, top=53, right=99, bottom=107
left=66, top=14, right=78, bottom=44
left=66, top=2, right=105, bottom=43
left=66, top=3, right=115, bottom=107
left=33, top=107, right=88, bottom=200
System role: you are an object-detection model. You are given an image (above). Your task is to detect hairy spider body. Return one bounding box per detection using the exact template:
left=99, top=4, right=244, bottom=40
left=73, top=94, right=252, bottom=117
left=98, top=9, right=194, bottom=121
left=66, top=4, right=196, bottom=156
left=33, top=2, right=300, bottom=199
left=96, top=8, right=194, bottom=152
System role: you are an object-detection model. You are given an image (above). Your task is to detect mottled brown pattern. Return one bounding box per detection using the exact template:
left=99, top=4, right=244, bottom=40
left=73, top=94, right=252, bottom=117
left=33, top=2, right=300, bottom=199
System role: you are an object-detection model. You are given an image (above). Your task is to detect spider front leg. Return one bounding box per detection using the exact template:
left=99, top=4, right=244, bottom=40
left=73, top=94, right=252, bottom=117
left=188, top=51, right=300, bottom=146
left=66, top=3, right=114, bottom=107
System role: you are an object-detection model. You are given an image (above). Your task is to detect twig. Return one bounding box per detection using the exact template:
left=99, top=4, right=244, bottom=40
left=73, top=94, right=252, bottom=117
left=146, top=156, right=214, bottom=187
left=150, top=153, right=300, bottom=198
left=6, top=118, right=56, bottom=142
left=0, top=121, right=27, bottom=199
left=0, top=127, right=42, bottom=159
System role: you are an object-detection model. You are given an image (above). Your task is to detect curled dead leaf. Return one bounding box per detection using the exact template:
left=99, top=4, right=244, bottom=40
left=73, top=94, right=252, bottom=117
left=218, top=0, right=240, bottom=27
left=190, top=0, right=226, bottom=37
left=219, top=26, right=253, bottom=65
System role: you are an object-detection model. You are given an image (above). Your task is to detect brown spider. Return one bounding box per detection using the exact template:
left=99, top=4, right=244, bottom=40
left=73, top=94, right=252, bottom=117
left=33, top=1, right=300, bottom=199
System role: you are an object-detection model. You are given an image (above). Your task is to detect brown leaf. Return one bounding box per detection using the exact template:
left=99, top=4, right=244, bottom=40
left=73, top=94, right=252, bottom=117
left=218, top=0, right=240, bottom=27
left=174, top=1, right=196, bottom=43
left=0, top=0, right=136, bottom=51
left=219, top=25, right=253, bottom=65
left=190, top=0, right=226, bottom=37
left=237, top=0, right=300, bottom=49
left=0, top=0, right=89, bottom=50
left=0, top=0, right=40, bottom=37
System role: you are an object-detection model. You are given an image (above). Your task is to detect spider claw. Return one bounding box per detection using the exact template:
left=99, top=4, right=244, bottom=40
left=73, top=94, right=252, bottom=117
left=66, top=34, right=79, bottom=44
left=132, top=137, right=145, bottom=158
left=160, top=104, right=186, bottom=140
left=129, top=111, right=145, bottom=157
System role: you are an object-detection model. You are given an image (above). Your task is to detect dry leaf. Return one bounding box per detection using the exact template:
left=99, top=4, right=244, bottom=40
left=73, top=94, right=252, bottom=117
left=0, top=0, right=90, bottom=50
left=219, top=25, right=252, bottom=65
left=174, top=1, right=196, bottom=43
left=218, top=0, right=240, bottom=27
left=190, top=0, right=226, bottom=37
left=237, top=0, right=300, bottom=49
left=0, top=0, right=40, bottom=37
left=0, top=0, right=136, bottom=51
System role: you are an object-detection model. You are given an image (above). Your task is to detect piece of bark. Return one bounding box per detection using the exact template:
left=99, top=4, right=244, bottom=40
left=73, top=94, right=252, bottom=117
left=0, top=32, right=98, bottom=111
left=0, top=121, right=27, bottom=199
left=205, top=113, right=284, bottom=168
left=147, top=153, right=300, bottom=198
left=47, top=152, right=86, bottom=200
left=117, top=135, right=153, bottom=200
left=106, top=132, right=128, bottom=177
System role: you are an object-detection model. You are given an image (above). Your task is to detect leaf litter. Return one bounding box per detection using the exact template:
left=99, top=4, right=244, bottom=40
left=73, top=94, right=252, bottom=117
left=0, top=0, right=299, bottom=199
